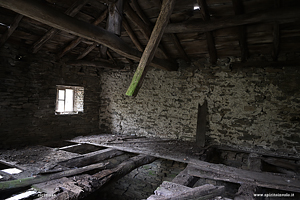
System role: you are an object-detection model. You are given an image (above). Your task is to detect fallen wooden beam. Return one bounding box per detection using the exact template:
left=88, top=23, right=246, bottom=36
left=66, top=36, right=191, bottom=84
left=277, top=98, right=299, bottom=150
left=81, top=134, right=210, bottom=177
left=58, top=148, right=124, bottom=168
left=165, top=7, right=300, bottom=34
left=32, top=0, right=89, bottom=53
left=171, top=166, right=199, bottom=187
left=126, top=0, right=176, bottom=96
left=0, top=162, right=109, bottom=191
left=0, top=0, right=177, bottom=71
left=148, top=181, right=224, bottom=200
left=0, top=14, right=23, bottom=48
left=188, top=164, right=300, bottom=193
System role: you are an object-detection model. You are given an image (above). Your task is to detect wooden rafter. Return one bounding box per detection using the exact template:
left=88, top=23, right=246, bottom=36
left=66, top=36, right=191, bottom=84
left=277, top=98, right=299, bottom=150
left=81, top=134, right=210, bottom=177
left=272, top=0, right=281, bottom=61
left=165, top=7, right=300, bottom=34
left=124, top=2, right=170, bottom=59
left=0, top=0, right=177, bottom=71
left=32, top=0, right=89, bottom=53
left=126, top=0, right=176, bottom=97
left=66, top=59, right=121, bottom=70
left=0, top=14, right=23, bottom=48
left=57, top=9, right=108, bottom=59
left=232, top=0, right=248, bottom=62
left=122, top=17, right=144, bottom=52
left=77, top=42, right=98, bottom=60
left=153, top=0, right=190, bottom=61
left=197, top=0, right=217, bottom=64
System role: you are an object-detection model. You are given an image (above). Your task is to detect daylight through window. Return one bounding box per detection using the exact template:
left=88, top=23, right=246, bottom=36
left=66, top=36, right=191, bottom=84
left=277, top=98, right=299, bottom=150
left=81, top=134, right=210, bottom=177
left=56, top=85, right=84, bottom=115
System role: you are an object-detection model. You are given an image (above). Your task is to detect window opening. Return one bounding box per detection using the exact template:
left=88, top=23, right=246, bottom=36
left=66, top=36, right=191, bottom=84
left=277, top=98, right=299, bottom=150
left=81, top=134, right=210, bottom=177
left=56, top=85, right=84, bottom=115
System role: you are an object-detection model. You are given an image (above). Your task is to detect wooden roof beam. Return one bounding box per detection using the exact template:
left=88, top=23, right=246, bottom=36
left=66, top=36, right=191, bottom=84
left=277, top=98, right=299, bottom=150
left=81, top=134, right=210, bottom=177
left=124, top=2, right=170, bottom=60
left=0, top=14, right=23, bottom=48
left=197, top=0, right=217, bottom=64
left=232, top=0, right=248, bottom=62
left=126, top=0, right=176, bottom=97
left=57, top=9, right=108, bottom=59
left=122, top=17, right=144, bottom=52
left=165, top=7, right=300, bottom=34
left=0, top=0, right=177, bottom=71
left=77, top=42, right=98, bottom=60
left=101, top=0, right=124, bottom=59
left=32, top=0, right=89, bottom=53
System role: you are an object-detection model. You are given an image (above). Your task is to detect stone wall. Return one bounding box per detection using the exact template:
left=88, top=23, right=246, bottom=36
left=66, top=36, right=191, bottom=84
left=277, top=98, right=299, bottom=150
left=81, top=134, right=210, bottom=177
left=99, top=57, right=300, bottom=155
left=0, top=44, right=101, bottom=148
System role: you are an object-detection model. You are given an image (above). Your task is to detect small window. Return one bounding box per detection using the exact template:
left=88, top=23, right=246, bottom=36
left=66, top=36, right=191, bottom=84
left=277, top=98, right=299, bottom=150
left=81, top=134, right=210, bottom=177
left=56, top=85, right=84, bottom=115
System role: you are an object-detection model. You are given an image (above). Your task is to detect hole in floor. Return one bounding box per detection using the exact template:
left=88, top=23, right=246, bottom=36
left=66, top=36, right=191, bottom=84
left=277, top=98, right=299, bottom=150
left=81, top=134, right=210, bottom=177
left=42, top=140, right=76, bottom=148
left=0, top=162, right=22, bottom=175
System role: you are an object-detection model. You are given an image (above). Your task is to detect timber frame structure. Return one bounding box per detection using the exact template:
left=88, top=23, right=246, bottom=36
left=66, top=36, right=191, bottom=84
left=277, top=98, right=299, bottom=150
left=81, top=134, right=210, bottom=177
left=1, top=0, right=300, bottom=96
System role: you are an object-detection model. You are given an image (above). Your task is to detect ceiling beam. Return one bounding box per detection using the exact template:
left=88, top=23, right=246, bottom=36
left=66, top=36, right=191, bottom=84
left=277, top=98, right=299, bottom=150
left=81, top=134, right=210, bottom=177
left=57, top=9, right=108, bottom=59
left=0, top=14, right=23, bottom=48
left=32, top=0, right=89, bottom=53
left=232, top=0, right=248, bottom=62
left=100, top=0, right=124, bottom=59
left=126, top=0, right=176, bottom=97
left=165, top=7, right=300, bottom=34
left=197, top=0, right=217, bottom=64
left=0, top=0, right=177, bottom=71
left=122, top=17, right=144, bottom=52
left=124, top=2, right=170, bottom=60
left=66, top=60, right=122, bottom=70
left=77, top=42, right=98, bottom=60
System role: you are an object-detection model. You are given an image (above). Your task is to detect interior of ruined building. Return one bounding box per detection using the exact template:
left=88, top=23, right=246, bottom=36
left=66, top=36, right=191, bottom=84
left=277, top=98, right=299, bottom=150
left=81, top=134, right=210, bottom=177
left=0, top=0, right=300, bottom=199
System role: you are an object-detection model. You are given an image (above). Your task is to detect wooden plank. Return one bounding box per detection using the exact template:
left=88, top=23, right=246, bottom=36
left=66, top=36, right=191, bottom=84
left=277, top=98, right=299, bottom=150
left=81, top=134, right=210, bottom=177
left=148, top=182, right=224, bottom=200
left=0, top=14, right=23, bottom=47
left=165, top=7, right=300, bottom=34
left=188, top=163, right=300, bottom=193
left=232, top=0, right=248, bottom=62
left=57, top=9, right=108, bottom=59
left=197, top=0, right=218, bottom=64
left=0, top=0, right=177, bottom=71
left=196, top=100, right=208, bottom=148
left=101, top=0, right=124, bottom=58
left=32, top=0, right=89, bottom=53
left=122, top=17, right=144, bottom=51
left=58, top=148, right=124, bottom=168
left=0, top=162, right=109, bottom=190
left=171, top=166, right=199, bottom=187
left=126, top=0, right=176, bottom=96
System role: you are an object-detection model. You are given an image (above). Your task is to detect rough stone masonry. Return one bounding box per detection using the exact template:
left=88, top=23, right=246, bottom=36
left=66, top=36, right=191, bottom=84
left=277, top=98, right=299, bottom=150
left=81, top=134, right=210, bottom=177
left=99, top=56, right=300, bottom=155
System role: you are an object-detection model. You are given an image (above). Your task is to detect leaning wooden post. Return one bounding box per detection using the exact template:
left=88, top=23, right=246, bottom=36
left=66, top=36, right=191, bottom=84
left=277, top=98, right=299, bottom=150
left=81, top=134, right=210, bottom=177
left=126, top=0, right=176, bottom=96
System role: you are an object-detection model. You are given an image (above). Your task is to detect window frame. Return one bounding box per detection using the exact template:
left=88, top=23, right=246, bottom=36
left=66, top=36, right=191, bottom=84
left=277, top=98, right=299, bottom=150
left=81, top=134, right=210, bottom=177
left=55, top=85, right=84, bottom=115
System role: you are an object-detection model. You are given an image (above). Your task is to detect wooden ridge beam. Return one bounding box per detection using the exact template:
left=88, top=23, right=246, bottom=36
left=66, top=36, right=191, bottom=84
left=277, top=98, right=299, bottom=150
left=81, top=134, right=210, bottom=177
left=32, top=0, right=89, bottom=53
left=126, top=0, right=176, bottom=97
left=124, top=1, right=170, bottom=59
left=57, top=9, right=108, bottom=59
left=197, top=0, right=217, bottom=64
left=165, top=7, right=300, bottom=34
left=232, top=0, right=248, bottom=62
left=0, top=14, right=23, bottom=48
left=0, top=0, right=177, bottom=71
